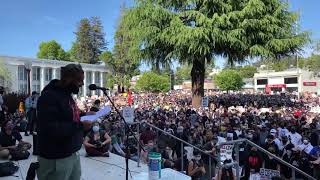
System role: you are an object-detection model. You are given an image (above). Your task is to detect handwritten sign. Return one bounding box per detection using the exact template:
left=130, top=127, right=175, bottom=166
left=220, top=145, right=233, bottom=162
left=202, top=97, right=209, bottom=107
left=259, top=168, right=280, bottom=180
left=123, top=107, right=134, bottom=123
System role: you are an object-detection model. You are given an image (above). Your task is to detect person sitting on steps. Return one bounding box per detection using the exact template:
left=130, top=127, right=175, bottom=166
left=83, top=122, right=111, bottom=157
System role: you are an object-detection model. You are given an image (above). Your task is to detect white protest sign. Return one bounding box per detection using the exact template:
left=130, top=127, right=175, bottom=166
left=220, top=144, right=233, bottom=162
left=202, top=96, right=209, bottom=107
left=259, top=168, right=280, bottom=180
left=123, top=107, right=134, bottom=123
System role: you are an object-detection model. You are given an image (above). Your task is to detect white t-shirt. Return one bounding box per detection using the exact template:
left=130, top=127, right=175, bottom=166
left=287, top=132, right=302, bottom=147
left=298, top=143, right=314, bottom=154
left=277, top=128, right=289, bottom=137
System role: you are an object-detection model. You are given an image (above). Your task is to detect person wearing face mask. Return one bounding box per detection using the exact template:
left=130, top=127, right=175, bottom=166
left=244, top=147, right=262, bottom=180
left=83, top=123, right=111, bottom=157
left=187, top=150, right=206, bottom=180
left=287, top=127, right=302, bottom=148
left=37, top=64, right=94, bottom=180
left=298, top=138, right=314, bottom=154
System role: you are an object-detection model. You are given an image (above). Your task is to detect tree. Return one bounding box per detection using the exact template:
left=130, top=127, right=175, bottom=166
left=175, top=64, right=192, bottom=85
left=214, top=70, right=245, bottom=91
left=37, top=40, right=69, bottom=60
left=123, top=0, right=308, bottom=107
left=73, top=17, right=106, bottom=64
left=238, top=65, right=258, bottom=78
left=0, top=61, right=10, bottom=81
left=135, top=72, right=170, bottom=92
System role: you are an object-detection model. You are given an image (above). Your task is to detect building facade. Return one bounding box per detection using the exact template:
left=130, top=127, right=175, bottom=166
left=254, top=68, right=320, bottom=94
left=0, top=56, right=108, bottom=97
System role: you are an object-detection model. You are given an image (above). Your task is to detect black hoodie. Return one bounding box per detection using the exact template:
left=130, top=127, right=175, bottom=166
left=37, top=79, right=84, bottom=159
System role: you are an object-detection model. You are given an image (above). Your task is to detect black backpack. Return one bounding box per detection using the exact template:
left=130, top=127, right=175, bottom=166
left=0, top=161, right=19, bottom=177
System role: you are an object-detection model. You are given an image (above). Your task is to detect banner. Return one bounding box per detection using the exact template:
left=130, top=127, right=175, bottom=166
left=220, top=144, right=233, bottom=162
left=202, top=96, right=209, bottom=107
left=259, top=168, right=280, bottom=180
left=123, top=107, right=134, bottom=123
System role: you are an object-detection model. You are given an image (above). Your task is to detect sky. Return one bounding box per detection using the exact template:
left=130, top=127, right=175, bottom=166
left=0, top=0, right=319, bottom=68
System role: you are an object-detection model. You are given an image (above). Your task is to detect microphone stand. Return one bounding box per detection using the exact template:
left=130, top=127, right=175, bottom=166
left=95, top=89, right=145, bottom=180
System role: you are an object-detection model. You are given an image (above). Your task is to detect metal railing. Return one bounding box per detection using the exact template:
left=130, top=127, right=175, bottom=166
left=136, top=123, right=317, bottom=180
left=138, top=122, right=218, bottom=179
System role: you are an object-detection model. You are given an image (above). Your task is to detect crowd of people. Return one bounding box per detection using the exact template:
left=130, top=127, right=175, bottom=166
left=1, top=81, right=320, bottom=180
left=75, top=91, right=320, bottom=180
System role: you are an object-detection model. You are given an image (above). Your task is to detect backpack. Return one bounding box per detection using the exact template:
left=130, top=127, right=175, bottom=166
left=10, top=149, right=30, bottom=161
left=0, top=161, right=19, bottom=177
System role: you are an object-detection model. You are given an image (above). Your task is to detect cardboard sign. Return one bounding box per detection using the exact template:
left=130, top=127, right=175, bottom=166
left=202, top=97, right=209, bottom=107
left=123, top=107, right=134, bottom=123
left=259, top=168, right=280, bottom=180
left=220, top=144, right=233, bottom=162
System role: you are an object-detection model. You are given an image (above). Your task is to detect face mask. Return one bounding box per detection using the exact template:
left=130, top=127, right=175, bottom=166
left=68, top=83, right=80, bottom=94
left=92, top=126, right=99, bottom=132
left=287, top=150, right=292, bottom=157
left=247, top=134, right=253, bottom=139
left=195, top=156, right=201, bottom=161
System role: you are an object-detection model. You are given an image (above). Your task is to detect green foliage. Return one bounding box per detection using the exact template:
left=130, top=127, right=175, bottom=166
left=122, top=0, right=309, bottom=106
left=303, top=54, right=320, bottom=73
left=37, top=40, right=70, bottom=61
left=214, top=69, right=245, bottom=91
left=73, top=17, right=106, bottom=64
left=135, top=71, right=170, bottom=92
left=105, top=73, right=115, bottom=89
left=175, top=64, right=192, bottom=84
left=237, top=65, right=257, bottom=78
left=0, top=61, right=10, bottom=80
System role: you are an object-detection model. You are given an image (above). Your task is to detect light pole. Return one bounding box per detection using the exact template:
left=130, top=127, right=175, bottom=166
left=24, top=61, right=32, bottom=96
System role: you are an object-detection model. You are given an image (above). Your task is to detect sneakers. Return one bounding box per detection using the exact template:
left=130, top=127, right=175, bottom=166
left=103, top=152, right=110, bottom=157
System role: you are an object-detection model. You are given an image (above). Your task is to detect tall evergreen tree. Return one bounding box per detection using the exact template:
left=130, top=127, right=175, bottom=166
left=101, top=4, right=140, bottom=91
left=72, top=17, right=106, bottom=64
left=123, top=0, right=309, bottom=107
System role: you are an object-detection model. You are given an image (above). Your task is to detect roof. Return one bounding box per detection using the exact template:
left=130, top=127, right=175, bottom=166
left=0, top=55, right=109, bottom=72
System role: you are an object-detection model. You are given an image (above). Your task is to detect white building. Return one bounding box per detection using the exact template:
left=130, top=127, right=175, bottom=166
left=254, top=68, right=320, bottom=94
left=0, top=56, right=108, bottom=97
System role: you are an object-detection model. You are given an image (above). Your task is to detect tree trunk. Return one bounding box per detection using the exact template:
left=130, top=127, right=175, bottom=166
left=191, top=57, right=205, bottom=108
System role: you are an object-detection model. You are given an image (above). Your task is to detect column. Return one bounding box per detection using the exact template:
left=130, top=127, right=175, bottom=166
left=40, top=67, right=45, bottom=91
left=92, top=72, right=95, bottom=95
left=83, top=71, right=87, bottom=97
left=100, top=72, right=103, bottom=97
left=52, top=68, right=57, bottom=79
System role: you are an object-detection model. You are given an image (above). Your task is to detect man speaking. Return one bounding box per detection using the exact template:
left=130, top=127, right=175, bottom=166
left=37, top=64, right=92, bottom=180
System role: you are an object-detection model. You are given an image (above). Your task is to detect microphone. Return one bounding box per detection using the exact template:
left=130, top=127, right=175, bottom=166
left=88, top=84, right=109, bottom=91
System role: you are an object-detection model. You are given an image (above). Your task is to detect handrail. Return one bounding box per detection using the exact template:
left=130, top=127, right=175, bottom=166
left=144, top=122, right=216, bottom=159
left=219, top=139, right=316, bottom=180
left=245, top=139, right=316, bottom=180
left=138, top=123, right=317, bottom=180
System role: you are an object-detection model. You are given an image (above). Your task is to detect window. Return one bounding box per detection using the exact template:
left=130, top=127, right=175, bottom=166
left=19, top=83, right=28, bottom=94
left=45, top=68, right=53, bottom=81
left=287, top=87, right=298, bottom=92
left=95, top=72, right=100, bottom=84
left=257, top=88, right=265, bottom=92
left=284, top=77, right=298, bottom=84
left=32, top=85, right=40, bottom=93
left=18, top=66, right=27, bottom=81
left=32, top=67, right=40, bottom=81
left=257, top=79, right=268, bottom=85
left=86, top=72, right=92, bottom=96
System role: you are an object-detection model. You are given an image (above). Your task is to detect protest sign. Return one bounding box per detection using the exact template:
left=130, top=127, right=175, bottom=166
left=259, top=168, right=280, bottom=180
left=123, top=107, right=135, bottom=123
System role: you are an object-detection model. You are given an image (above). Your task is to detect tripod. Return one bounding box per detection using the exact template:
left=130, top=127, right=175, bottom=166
left=95, top=89, right=145, bottom=180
